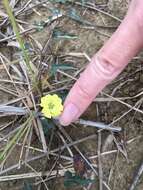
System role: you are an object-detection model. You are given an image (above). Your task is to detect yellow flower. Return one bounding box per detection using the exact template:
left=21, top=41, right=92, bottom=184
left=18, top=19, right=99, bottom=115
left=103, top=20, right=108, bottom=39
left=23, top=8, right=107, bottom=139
left=40, top=94, right=63, bottom=118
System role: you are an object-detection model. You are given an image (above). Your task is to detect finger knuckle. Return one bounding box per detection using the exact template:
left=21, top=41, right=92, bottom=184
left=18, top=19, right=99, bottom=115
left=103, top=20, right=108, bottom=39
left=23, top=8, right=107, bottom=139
left=76, top=81, right=92, bottom=100
left=92, top=55, right=120, bottom=79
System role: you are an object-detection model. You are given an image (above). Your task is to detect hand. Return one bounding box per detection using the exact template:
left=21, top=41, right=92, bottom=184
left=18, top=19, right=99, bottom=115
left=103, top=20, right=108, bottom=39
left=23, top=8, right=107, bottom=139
left=60, top=0, right=143, bottom=126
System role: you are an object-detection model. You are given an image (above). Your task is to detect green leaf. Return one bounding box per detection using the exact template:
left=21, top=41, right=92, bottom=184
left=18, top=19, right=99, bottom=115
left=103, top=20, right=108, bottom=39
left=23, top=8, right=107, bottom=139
left=67, top=8, right=91, bottom=25
left=53, top=29, right=78, bottom=40
left=33, top=21, right=45, bottom=32
left=40, top=117, right=55, bottom=136
left=50, top=63, right=77, bottom=76
left=64, top=171, right=95, bottom=188
left=57, top=90, right=68, bottom=102
left=81, top=0, right=86, bottom=6
left=51, top=8, right=61, bottom=16
left=24, top=42, right=31, bottom=51
left=68, top=8, right=82, bottom=22
left=23, top=182, right=33, bottom=190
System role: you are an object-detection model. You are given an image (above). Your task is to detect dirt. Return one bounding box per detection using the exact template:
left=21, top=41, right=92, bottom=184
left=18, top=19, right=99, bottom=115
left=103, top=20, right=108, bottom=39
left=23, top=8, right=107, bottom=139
left=0, top=0, right=143, bottom=190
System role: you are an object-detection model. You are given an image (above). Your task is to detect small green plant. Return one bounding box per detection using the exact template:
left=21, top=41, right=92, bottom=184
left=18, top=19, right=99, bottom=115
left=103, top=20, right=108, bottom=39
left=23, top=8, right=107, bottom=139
left=64, top=171, right=95, bottom=188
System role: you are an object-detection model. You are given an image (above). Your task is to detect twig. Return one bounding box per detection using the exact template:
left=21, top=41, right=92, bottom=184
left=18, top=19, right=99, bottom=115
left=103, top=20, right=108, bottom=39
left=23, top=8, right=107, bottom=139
left=0, top=133, right=97, bottom=175
left=110, top=98, right=143, bottom=125
left=54, top=121, right=111, bottom=190
left=0, top=13, right=63, bottom=43
left=18, top=124, right=32, bottom=168
left=0, top=168, right=74, bottom=182
left=129, top=161, right=143, bottom=190
left=26, top=163, right=49, bottom=190
left=76, top=119, right=122, bottom=132
left=37, top=118, right=48, bottom=153
left=75, top=1, right=121, bottom=22
left=57, top=131, right=73, bottom=157
left=0, top=105, right=28, bottom=116
left=103, top=92, right=143, bottom=115
left=107, top=151, right=119, bottom=186
left=98, top=131, right=103, bottom=190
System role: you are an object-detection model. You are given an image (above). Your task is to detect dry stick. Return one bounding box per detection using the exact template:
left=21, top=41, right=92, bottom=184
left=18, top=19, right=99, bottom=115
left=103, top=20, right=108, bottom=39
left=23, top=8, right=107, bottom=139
left=0, top=121, right=14, bottom=132
left=0, top=126, right=110, bottom=190
left=18, top=124, right=32, bottom=168
left=0, top=13, right=63, bottom=43
left=1, top=97, right=26, bottom=106
left=57, top=69, right=77, bottom=80
left=61, top=2, right=117, bottom=38
left=15, top=0, right=33, bottom=16
left=129, top=161, right=143, bottom=190
left=57, top=131, right=73, bottom=157
left=52, top=53, right=86, bottom=90
left=0, top=27, right=35, bottom=43
left=90, top=150, right=117, bottom=160
left=0, top=149, right=118, bottom=177
left=55, top=136, right=140, bottom=166
left=75, top=1, right=121, bottom=22
left=64, top=52, right=91, bottom=62
left=0, top=122, right=30, bottom=169
left=37, top=118, right=48, bottom=153
left=94, top=95, right=143, bottom=102
left=25, top=126, right=33, bottom=161
left=15, top=0, right=49, bottom=16
left=0, top=133, right=97, bottom=156
left=76, top=119, right=121, bottom=132
left=0, top=79, right=28, bottom=85
left=0, top=106, right=28, bottom=116
left=103, top=92, right=143, bottom=115
left=25, top=163, right=49, bottom=190
left=0, top=125, right=25, bottom=143
left=107, top=79, right=132, bottom=107
left=0, top=53, right=31, bottom=113
left=0, top=133, right=97, bottom=175
left=16, top=49, right=37, bottom=115
left=107, top=151, right=119, bottom=186
left=0, top=167, right=75, bottom=182
left=110, top=98, right=143, bottom=126
left=0, top=85, right=18, bottom=97
left=46, top=127, right=55, bottom=159
left=35, top=153, right=61, bottom=186
left=4, top=131, right=137, bottom=177
left=51, top=133, right=96, bottom=153
left=98, top=131, right=103, bottom=190
left=17, top=57, right=40, bottom=144
left=55, top=122, right=111, bottom=190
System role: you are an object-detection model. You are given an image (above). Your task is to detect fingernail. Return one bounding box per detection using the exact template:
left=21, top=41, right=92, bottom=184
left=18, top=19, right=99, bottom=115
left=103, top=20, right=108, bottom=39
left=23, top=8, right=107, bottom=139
left=59, top=103, right=79, bottom=126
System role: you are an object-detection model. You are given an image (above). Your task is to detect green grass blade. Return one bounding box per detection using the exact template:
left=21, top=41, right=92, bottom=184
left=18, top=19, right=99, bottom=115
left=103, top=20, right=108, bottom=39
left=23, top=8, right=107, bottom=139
left=3, top=0, right=35, bottom=79
left=0, top=115, right=33, bottom=161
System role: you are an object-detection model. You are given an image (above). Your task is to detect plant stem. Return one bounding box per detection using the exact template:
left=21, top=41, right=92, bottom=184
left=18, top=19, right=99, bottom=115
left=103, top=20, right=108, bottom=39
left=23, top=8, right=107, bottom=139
left=3, top=0, right=34, bottom=78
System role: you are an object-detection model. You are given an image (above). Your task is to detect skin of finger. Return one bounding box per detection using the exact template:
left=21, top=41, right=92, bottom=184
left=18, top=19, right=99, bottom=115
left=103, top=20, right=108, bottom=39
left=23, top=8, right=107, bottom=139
left=60, top=0, right=143, bottom=125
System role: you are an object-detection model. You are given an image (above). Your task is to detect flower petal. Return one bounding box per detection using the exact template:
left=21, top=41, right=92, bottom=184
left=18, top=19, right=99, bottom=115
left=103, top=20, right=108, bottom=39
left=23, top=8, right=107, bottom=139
left=40, top=94, right=63, bottom=118
left=41, top=108, right=52, bottom=118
